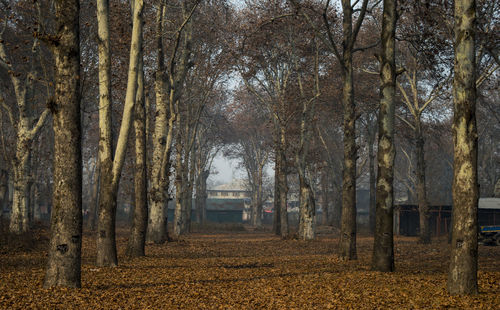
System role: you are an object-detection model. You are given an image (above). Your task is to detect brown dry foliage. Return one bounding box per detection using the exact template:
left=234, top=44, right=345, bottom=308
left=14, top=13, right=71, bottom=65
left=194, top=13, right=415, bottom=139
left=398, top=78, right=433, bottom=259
left=0, top=226, right=498, bottom=309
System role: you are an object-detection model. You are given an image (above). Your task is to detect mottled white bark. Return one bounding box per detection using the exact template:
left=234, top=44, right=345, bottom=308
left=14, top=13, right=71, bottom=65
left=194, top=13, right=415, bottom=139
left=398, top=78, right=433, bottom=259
left=96, top=0, right=144, bottom=267
left=0, top=12, right=50, bottom=234
left=447, top=0, right=478, bottom=295
left=372, top=0, right=396, bottom=272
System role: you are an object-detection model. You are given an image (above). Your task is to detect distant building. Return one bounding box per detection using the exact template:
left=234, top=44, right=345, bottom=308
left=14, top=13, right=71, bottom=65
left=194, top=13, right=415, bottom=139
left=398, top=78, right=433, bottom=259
left=207, top=180, right=251, bottom=199
left=395, top=198, right=500, bottom=236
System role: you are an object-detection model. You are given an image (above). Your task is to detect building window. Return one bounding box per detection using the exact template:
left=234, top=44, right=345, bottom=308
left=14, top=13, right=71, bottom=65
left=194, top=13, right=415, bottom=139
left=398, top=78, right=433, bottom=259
left=233, top=192, right=239, bottom=197
left=221, top=192, right=228, bottom=197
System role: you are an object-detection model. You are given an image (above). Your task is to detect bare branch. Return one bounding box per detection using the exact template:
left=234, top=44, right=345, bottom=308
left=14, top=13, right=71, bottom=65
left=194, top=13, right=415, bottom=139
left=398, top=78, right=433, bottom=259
left=353, top=39, right=380, bottom=53
left=350, top=0, right=369, bottom=48
left=28, top=108, right=50, bottom=139
left=396, top=114, right=416, bottom=131
left=476, top=63, right=498, bottom=87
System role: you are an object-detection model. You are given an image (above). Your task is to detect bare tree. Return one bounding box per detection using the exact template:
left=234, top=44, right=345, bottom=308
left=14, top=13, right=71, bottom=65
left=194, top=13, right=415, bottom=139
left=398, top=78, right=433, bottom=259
left=0, top=2, right=51, bottom=234
left=96, top=0, right=144, bottom=267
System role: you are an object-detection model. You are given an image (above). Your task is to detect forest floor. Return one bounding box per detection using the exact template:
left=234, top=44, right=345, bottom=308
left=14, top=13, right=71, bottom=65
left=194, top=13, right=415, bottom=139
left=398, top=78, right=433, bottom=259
left=0, top=224, right=499, bottom=309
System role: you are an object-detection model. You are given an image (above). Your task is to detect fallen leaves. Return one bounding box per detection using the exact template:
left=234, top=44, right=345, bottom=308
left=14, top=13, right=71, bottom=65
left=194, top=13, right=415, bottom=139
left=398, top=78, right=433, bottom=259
left=0, top=229, right=498, bottom=309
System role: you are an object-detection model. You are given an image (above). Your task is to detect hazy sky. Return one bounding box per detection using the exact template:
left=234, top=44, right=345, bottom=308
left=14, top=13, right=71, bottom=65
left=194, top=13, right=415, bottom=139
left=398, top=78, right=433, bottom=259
left=210, top=155, right=244, bottom=184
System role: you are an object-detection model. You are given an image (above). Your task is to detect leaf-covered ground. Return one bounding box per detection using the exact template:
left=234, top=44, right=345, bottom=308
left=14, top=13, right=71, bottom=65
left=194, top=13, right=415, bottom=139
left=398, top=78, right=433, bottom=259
left=0, top=227, right=499, bottom=309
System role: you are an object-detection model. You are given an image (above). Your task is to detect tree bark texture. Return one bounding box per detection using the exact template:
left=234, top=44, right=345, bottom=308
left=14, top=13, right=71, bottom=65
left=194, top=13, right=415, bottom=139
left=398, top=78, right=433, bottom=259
left=148, top=1, right=169, bottom=244
left=273, top=151, right=281, bottom=236
left=447, top=0, right=478, bottom=295
left=195, top=170, right=209, bottom=223
left=368, top=125, right=376, bottom=234
left=173, top=133, right=185, bottom=238
left=44, top=0, right=82, bottom=288
left=339, top=54, right=357, bottom=260
left=96, top=0, right=143, bottom=267
left=320, top=171, right=329, bottom=226
left=372, top=0, right=396, bottom=272
left=88, top=163, right=100, bottom=231
left=96, top=0, right=115, bottom=266
left=10, top=151, right=31, bottom=233
left=298, top=175, right=315, bottom=240
left=278, top=126, right=289, bottom=238
left=127, top=20, right=147, bottom=257
left=416, top=123, right=431, bottom=244
left=339, top=0, right=357, bottom=260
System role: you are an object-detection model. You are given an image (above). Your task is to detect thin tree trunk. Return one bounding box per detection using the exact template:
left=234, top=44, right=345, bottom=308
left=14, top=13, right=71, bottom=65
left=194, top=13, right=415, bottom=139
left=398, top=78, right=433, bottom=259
left=44, top=0, right=82, bottom=287
left=332, top=182, right=341, bottom=228
left=273, top=141, right=281, bottom=235
left=339, top=52, right=357, bottom=260
left=447, top=0, right=478, bottom=295
left=148, top=1, right=169, bottom=244
left=0, top=170, right=8, bottom=226
left=372, top=0, right=396, bottom=272
left=183, top=149, right=196, bottom=233
left=127, top=16, right=147, bottom=256
left=195, top=170, right=209, bottom=223
left=96, top=0, right=115, bottom=266
left=96, top=0, right=144, bottom=267
left=416, top=122, right=430, bottom=244
left=173, top=124, right=185, bottom=238
left=298, top=174, right=315, bottom=240
left=278, top=126, right=289, bottom=238
left=88, top=162, right=100, bottom=231
left=368, top=126, right=376, bottom=234
left=321, top=172, right=329, bottom=226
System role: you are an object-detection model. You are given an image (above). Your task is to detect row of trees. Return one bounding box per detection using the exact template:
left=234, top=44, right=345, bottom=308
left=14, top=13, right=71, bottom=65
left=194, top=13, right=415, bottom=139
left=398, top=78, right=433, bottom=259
left=0, top=0, right=498, bottom=296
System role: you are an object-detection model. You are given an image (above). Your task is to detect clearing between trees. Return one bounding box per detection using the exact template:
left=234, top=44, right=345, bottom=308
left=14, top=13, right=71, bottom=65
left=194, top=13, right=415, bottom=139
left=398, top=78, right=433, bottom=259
left=1, top=227, right=499, bottom=309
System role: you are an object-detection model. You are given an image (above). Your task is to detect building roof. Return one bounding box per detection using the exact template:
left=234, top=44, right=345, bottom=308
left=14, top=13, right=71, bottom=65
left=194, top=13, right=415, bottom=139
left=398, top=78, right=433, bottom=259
left=211, top=179, right=250, bottom=192
left=479, top=198, right=500, bottom=210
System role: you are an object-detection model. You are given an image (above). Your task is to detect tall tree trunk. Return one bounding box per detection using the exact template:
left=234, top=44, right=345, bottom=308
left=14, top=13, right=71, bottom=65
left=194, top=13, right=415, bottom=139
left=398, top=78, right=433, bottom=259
left=195, top=170, right=209, bottom=223
left=298, top=174, right=315, bottom=240
left=0, top=170, right=8, bottom=226
left=339, top=51, right=357, bottom=260
left=96, top=0, right=115, bottom=266
left=332, top=183, right=341, bottom=228
left=182, top=135, right=197, bottom=233
left=44, top=0, right=82, bottom=287
left=173, top=128, right=185, bottom=238
left=148, top=1, right=169, bottom=244
left=416, top=122, right=430, bottom=244
left=10, top=148, right=31, bottom=233
left=96, top=0, right=144, bottom=267
left=368, top=126, right=376, bottom=234
left=127, top=17, right=147, bottom=257
left=251, top=189, right=262, bottom=227
left=321, top=171, right=329, bottom=226
left=183, top=150, right=195, bottom=233
left=278, top=126, right=289, bottom=238
left=88, top=162, right=100, bottom=231
left=372, top=0, right=396, bottom=272
left=273, top=141, right=281, bottom=235
left=447, top=0, right=478, bottom=295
